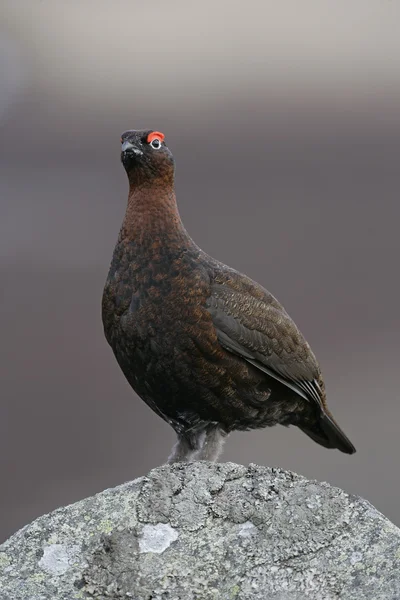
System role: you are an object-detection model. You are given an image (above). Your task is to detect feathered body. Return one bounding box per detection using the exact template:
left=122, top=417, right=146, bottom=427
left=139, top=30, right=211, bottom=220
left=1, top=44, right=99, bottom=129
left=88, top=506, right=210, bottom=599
left=102, top=129, right=355, bottom=462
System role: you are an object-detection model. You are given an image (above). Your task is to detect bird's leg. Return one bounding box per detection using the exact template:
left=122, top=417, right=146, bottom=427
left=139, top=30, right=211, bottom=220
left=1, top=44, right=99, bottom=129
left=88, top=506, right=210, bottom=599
left=167, top=430, right=206, bottom=464
left=194, top=425, right=228, bottom=462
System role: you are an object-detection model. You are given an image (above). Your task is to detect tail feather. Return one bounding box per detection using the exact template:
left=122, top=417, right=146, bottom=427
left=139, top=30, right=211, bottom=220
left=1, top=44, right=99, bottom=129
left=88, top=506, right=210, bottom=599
left=299, top=410, right=356, bottom=455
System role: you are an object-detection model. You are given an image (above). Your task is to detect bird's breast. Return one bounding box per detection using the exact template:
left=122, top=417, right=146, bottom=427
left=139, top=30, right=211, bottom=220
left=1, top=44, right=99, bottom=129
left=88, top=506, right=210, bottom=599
left=102, top=243, right=216, bottom=358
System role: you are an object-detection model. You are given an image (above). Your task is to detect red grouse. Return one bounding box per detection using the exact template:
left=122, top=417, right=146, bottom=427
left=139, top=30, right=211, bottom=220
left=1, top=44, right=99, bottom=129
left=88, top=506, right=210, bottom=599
left=102, top=129, right=356, bottom=462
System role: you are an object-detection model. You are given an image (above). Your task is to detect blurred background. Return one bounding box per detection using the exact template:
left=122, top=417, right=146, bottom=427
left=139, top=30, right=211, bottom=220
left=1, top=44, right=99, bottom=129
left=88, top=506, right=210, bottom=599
left=1, top=1, right=400, bottom=543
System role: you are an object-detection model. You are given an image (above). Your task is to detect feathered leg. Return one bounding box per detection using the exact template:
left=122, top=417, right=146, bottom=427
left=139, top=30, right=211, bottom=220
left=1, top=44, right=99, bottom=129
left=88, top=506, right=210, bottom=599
left=167, top=430, right=206, bottom=463
left=194, top=425, right=228, bottom=462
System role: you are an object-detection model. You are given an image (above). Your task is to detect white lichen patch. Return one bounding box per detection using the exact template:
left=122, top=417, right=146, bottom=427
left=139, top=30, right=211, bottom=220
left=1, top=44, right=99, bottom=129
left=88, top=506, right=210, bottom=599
left=139, top=523, right=178, bottom=554
left=38, top=544, right=80, bottom=576
left=238, top=521, right=257, bottom=538
left=350, top=551, right=363, bottom=565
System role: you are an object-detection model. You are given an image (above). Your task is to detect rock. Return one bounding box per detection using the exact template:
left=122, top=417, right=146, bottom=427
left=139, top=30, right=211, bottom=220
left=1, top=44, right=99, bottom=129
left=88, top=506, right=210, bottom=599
left=1, top=462, right=399, bottom=600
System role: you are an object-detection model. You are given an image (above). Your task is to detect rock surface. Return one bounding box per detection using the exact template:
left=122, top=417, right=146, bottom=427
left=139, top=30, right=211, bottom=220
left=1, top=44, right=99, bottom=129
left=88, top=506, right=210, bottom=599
left=1, top=462, right=399, bottom=600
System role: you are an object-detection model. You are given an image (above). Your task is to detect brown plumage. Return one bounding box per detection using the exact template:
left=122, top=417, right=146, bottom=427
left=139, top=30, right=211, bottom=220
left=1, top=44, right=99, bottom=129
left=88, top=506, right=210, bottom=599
left=102, top=129, right=356, bottom=462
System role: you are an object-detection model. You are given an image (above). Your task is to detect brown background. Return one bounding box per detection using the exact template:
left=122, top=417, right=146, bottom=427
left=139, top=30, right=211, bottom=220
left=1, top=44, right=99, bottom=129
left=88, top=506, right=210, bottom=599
left=1, top=1, right=400, bottom=543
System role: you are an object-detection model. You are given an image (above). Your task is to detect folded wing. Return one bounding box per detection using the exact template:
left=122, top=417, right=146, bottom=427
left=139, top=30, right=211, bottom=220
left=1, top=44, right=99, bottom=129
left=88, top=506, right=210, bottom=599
left=206, top=280, right=356, bottom=454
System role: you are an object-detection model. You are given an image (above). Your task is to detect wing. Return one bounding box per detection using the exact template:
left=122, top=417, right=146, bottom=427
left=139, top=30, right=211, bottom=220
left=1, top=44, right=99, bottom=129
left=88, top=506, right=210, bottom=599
left=206, top=280, right=325, bottom=408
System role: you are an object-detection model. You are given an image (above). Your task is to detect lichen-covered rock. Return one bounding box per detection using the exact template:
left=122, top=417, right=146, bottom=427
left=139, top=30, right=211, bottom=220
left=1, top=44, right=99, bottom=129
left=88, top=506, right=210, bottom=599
left=1, top=462, right=399, bottom=599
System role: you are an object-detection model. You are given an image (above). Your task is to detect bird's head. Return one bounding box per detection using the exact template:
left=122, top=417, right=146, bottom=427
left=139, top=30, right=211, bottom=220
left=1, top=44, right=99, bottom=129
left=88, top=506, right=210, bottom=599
left=120, top=129, right=174, bottom=185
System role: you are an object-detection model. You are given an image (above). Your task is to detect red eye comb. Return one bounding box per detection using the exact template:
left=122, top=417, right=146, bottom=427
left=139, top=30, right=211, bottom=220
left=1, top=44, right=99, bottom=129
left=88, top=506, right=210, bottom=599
left=147, top=131, right=165, bottom=144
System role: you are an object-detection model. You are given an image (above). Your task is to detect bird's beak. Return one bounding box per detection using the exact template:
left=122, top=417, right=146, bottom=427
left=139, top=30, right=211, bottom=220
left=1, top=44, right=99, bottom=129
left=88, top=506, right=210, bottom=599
left=121, top=140, right=143, bottom=156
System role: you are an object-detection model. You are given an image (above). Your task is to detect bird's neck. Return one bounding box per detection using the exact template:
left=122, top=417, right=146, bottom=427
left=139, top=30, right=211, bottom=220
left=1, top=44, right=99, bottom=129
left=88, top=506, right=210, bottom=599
left=120, top=181, right=191, bottom=251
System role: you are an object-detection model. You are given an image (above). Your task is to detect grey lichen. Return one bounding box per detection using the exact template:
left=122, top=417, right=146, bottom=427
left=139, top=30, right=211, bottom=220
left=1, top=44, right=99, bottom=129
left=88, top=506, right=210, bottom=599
left=0, top=462, right=399, bottom=599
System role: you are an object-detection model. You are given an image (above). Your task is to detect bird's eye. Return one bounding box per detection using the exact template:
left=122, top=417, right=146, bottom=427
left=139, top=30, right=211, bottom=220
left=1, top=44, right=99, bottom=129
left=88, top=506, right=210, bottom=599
left=150, top=138, right=161, bottom=150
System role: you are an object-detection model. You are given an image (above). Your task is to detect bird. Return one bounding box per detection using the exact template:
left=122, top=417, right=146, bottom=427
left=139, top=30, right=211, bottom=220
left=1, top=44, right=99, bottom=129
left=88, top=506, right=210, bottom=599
left=102, top=129, right=356, bottom=463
